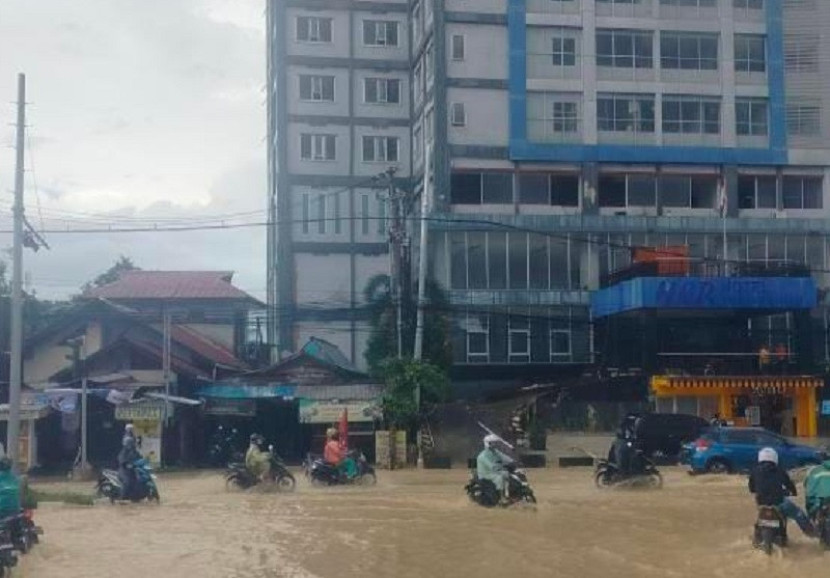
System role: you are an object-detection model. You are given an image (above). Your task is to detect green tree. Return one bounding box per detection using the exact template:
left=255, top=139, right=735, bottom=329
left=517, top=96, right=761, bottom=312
left=0, top=260, right=9, bottom=296
left=82, top=255, right=139, bottom=292
left=380, top=358, right=450, bottom=430
left=363, top=274, right=452, bottom=373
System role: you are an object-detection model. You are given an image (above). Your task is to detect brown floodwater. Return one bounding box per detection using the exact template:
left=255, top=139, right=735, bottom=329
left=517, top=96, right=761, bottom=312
left=17, top=467, right=830, bottom=578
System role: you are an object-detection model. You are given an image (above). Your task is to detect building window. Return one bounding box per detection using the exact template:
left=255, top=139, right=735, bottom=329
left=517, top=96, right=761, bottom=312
left=412, top=2, right=422, bottom=47
left=597, top=0, right=645, bottom=4
left=299, top=75, right=335, bottom=102
left=662, top=96, right=720, bottom=135
left=362, top=136, right=399, bottom=163
left=738, top=175, right=777, bottom=209
left=296, top=16, right=332, bottom=43
left=784, top=36, right=819, bottom=73
left=736, top=98, right=768, bottom=136
left=425, top=108, right=434, bottom=143
left=333, top=193, right=342, bottom=234
left=364, top=78, right=401, bottom=104
left=361, top=194, right=370, bottom=235
left=466, top=314, right=489, bottom=363
left=363, top=20, right=399, bottom=47
left=660, top=32, right=719, bottom=71
left=783, top=176, right=823, bottom=210
left=518, top=174, right=580, bottom=206
left=787, top=105, right=821, bottom=136
left=598, top=174, right=657, bottom=208
left=735, top=35, right=766, bottom=73
left=552, top=36, right=577, bottom=66
left=661, top=175, right=719, bottom=209
left=597, top=94, right=655, bottom=132
left=451, top=102, right=466, bottom=127
left=450, top=172, right=513, bottom=205
left=451, top=34, right=465, bottom=60
left=301, top=193, right=310, bottom=234
left=508, top=316, right=530, bottom=362
left=413, top=62, right=423, bottom=106
left=425, top=43, right=434, bottom=88
left=316, top=195, right=326, bottom=234
left=660, top=0, right=716, bottom=6
left=552, top=101, right=579, bottom=133
left=550, top=329, right=572, bottom=358
left=596, top=30, right=653, bottom=69
left=378, top=198, right=386, bottom=235
left=733, top=0, right=763, bottom=8
left=300, top=134, right=336, bottom=161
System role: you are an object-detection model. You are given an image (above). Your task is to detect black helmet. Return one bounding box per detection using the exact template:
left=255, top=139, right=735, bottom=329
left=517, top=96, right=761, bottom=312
left=250, top=433, right=264, bottom=445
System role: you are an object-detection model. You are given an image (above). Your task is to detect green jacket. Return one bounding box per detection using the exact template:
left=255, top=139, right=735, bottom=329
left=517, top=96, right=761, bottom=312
left=804, top=460, right=830, bottom=516
left=0, top=470, right=20, bottom=517
left=245, top=446, right=271, bottom=477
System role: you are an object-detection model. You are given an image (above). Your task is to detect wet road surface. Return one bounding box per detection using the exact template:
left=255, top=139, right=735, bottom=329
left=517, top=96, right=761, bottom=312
left=18, top=467, right=830, bottom=578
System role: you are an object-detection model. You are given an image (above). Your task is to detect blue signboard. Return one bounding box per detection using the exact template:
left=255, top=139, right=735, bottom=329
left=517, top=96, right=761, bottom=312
left=592, top=276, right=817, bottom=318
left=822, top=401, right=830, bottom=416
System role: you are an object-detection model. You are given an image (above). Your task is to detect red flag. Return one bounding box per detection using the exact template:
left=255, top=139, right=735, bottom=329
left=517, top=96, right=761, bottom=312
left=338, top=408, right=349, bottom=451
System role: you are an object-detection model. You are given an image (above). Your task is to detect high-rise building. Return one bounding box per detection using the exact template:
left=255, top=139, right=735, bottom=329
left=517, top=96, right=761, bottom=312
left=268, top=0, right=830, bottom=384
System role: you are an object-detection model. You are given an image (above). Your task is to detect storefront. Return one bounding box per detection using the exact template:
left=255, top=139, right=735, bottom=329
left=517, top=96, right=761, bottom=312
left=114, top=399, right=165, bottom=466
left=651, top=375, right=823, bottom=437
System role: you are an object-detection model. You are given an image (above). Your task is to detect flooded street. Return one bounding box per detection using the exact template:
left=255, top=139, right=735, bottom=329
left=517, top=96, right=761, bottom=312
left=18, top=467, right=830, bottom=578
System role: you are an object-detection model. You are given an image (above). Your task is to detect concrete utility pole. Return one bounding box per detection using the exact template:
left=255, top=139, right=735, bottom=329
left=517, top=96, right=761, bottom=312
left=413, top=145, right=432, bottom=363
left=8, top=74, right=26, bottom=471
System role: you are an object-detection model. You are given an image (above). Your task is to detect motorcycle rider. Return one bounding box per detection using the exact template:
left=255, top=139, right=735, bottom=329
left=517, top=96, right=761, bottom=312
left=324, top=428, right=357, bottom=480
left=476, top=434, right=511, bottom=502
left=608, top=422, right=637, bottom=477
left=117, top=431, right=142, bottom=501
left=0, top=458, right=20, bottom=519
left=245, top=434, right=271, bottom=483
left=749, top=447, right=816, bottom=537
left=804, top=458, right=830, bottom=520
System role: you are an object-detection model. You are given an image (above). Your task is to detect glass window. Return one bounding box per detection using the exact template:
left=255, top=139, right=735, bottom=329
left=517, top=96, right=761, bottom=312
left=529, top=235, right=549, bottom=289
left=450, top=232, right=467, bottom=289
left=663, top=96, right=720, bottom=135
left=598, top=175, right=627, bottom=207
left=334, top=193, right=342, bottom=234
left=550, top=237, right=569, bottom=289
left=551, top=330, right=572, bottom=357
left=299, top=75, right=335, bottom=102
left=466, top=313, right=489, bottom=362
left=468, top=232, right=487, bottom=289
left=363, top=20, right=399, bottom=47
left=482, top=173, right=513, bottom=204
left=787, top=105, right=821, bottom=136
left=733, top=0, right=763, bottom=10
left=691, top=176, right=717, bottom=209
left=597, top=94, right=655, bottom=133
left=300, top=134, right=336, bottom=161
left=519, top=174, right=549, bottom=204
left=783, top=176, right=824, bottom=210
left=451, top=102, right=466, bottom=127
left=552, top=36, right=577, bottom=66
left=735, top=35, right=766, bottom=73
left=736, top=99, right=768, bottom=136
left=451, top=35, right=465, bottom=60
left=489, top=233, right=507, bottom=290
left=296, top=16, right=333, bottom=43
left=552, top=101, right=579, bottom=133
left=451, top=173, right=482, bottom=204
left=596, top=30, right=653, bottom=69
left=361, top=194, right=370, bottom=236
left=552, top=175, right=580, bottom=207
left=364, top=78, right=401, bottom=104
left=628, top=175, right=656, bottom=206
left=316, top=195, right=326, bottom=234
left=784, top=35, right=819, bottom=73
left=508, top=234, right=528, bottom=289
left=661, top=175, right=691, bottom=208
left=661, top=32, right=719, bottom=71
left=509, top=316, right=530, bottom=359
left=301, top=193, right=310, bottom=234
left=362, top=136, right=399, bottom=162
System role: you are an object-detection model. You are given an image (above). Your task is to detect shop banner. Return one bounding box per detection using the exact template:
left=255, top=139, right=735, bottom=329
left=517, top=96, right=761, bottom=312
left=115, top=400, right=165, bottom=421
left=202, top=398, right=257, bottom=417
left=822, top=401, right=830, bottom=416
left=299, top=400, right=381, bottom=424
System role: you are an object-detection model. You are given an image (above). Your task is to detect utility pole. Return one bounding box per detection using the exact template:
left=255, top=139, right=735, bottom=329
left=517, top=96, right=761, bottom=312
left=413, top=145, right=432, bottom=470
left=8, top=74, right=26, bottom=472
left=385, top=167, right=404, bottom=358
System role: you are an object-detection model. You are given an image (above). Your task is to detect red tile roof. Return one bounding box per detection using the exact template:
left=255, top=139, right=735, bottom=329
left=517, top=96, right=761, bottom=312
left=84, top=271, right=258, bottom=302
left=170, top=325, right=243, bottom=368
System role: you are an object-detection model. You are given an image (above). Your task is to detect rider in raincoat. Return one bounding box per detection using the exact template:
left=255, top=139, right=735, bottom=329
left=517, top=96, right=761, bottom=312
left=245, top=434, right=271, bottom=482
left=476, top=434, right=512, bottom=500
left=804, top=459, right=830, bottom=519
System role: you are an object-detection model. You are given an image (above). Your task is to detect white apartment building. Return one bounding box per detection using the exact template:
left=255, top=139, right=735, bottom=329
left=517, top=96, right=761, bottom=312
left=269, top=0, right=830, bottom=380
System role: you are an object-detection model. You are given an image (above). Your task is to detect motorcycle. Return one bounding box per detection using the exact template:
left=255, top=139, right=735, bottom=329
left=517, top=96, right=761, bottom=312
left=814, top=500, right=830, bottom=550
left=594, top=452, right=663, bottom=489
left=307, top=450, right=376, bottom=486
left=0, top=521, right=16, bottom=578
left=4, top=510, right=42, bottom=554
left=225, top=445, right=296, bottom=492
left=96, top=458, right=161, bottom=503
left=753, top=505, right=788, bottom=555
left=465, top=461, right=537, bottom=508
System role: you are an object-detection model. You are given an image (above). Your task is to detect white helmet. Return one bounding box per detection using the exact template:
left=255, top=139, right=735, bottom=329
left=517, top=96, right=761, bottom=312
left=758, top=447, right=779, bottom=465
left=483, top=434, right=500, bottom=449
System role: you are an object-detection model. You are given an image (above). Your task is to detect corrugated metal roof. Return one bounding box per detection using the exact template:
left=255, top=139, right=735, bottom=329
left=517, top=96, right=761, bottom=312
left=84, top=271, right=259, bottom=302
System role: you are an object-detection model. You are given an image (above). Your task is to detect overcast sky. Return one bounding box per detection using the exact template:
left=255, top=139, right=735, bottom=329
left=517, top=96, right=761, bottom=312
left=0, top=0, right=266, bottom=301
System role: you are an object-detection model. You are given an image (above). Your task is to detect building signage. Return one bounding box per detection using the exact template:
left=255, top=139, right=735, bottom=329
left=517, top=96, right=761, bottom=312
left=115, top=400, right=165, bottom=421
left=202, top=398, right=257, bottom=417
left=299, top=400, right=381, bottom=424
left=822, top=401, right=830, bottom=416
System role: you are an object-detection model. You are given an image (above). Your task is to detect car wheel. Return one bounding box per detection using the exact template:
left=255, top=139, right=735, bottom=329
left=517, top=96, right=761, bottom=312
left=706, top=458, right=731, bottom=474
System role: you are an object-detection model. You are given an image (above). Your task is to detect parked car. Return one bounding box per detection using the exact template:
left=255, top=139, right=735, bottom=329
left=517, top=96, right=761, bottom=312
left=683, top=427, right=827, bottom=474
left=621, top=413, right=709, bottom=462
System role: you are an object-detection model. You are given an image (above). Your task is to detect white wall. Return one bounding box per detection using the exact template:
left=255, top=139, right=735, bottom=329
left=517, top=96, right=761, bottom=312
left=295, top=253, right=352, bottom=307
left=446, top=24, right=508, bottom=80
left=447, top=88, right=509, bottom=146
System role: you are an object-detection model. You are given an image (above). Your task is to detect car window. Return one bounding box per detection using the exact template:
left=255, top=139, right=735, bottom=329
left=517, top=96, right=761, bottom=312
left=723, top=430, right=758, bottom=444
left=756, top=433, right=784, bottom=447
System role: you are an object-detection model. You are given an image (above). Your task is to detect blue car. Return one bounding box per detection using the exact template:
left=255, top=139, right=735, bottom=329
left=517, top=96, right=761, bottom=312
left=683, top=427, right=826, bottom=474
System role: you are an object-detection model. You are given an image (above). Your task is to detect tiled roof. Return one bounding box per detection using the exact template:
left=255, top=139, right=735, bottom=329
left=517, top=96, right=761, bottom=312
left=170, top=325, right=242, bottom=368
left=84, top=271, right=258, bottom=302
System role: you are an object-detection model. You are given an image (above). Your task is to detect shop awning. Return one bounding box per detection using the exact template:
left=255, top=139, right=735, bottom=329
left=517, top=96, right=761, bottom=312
left=652, top=375, right=824, bottom=392
left=194, top=384, right=296, bottom=399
